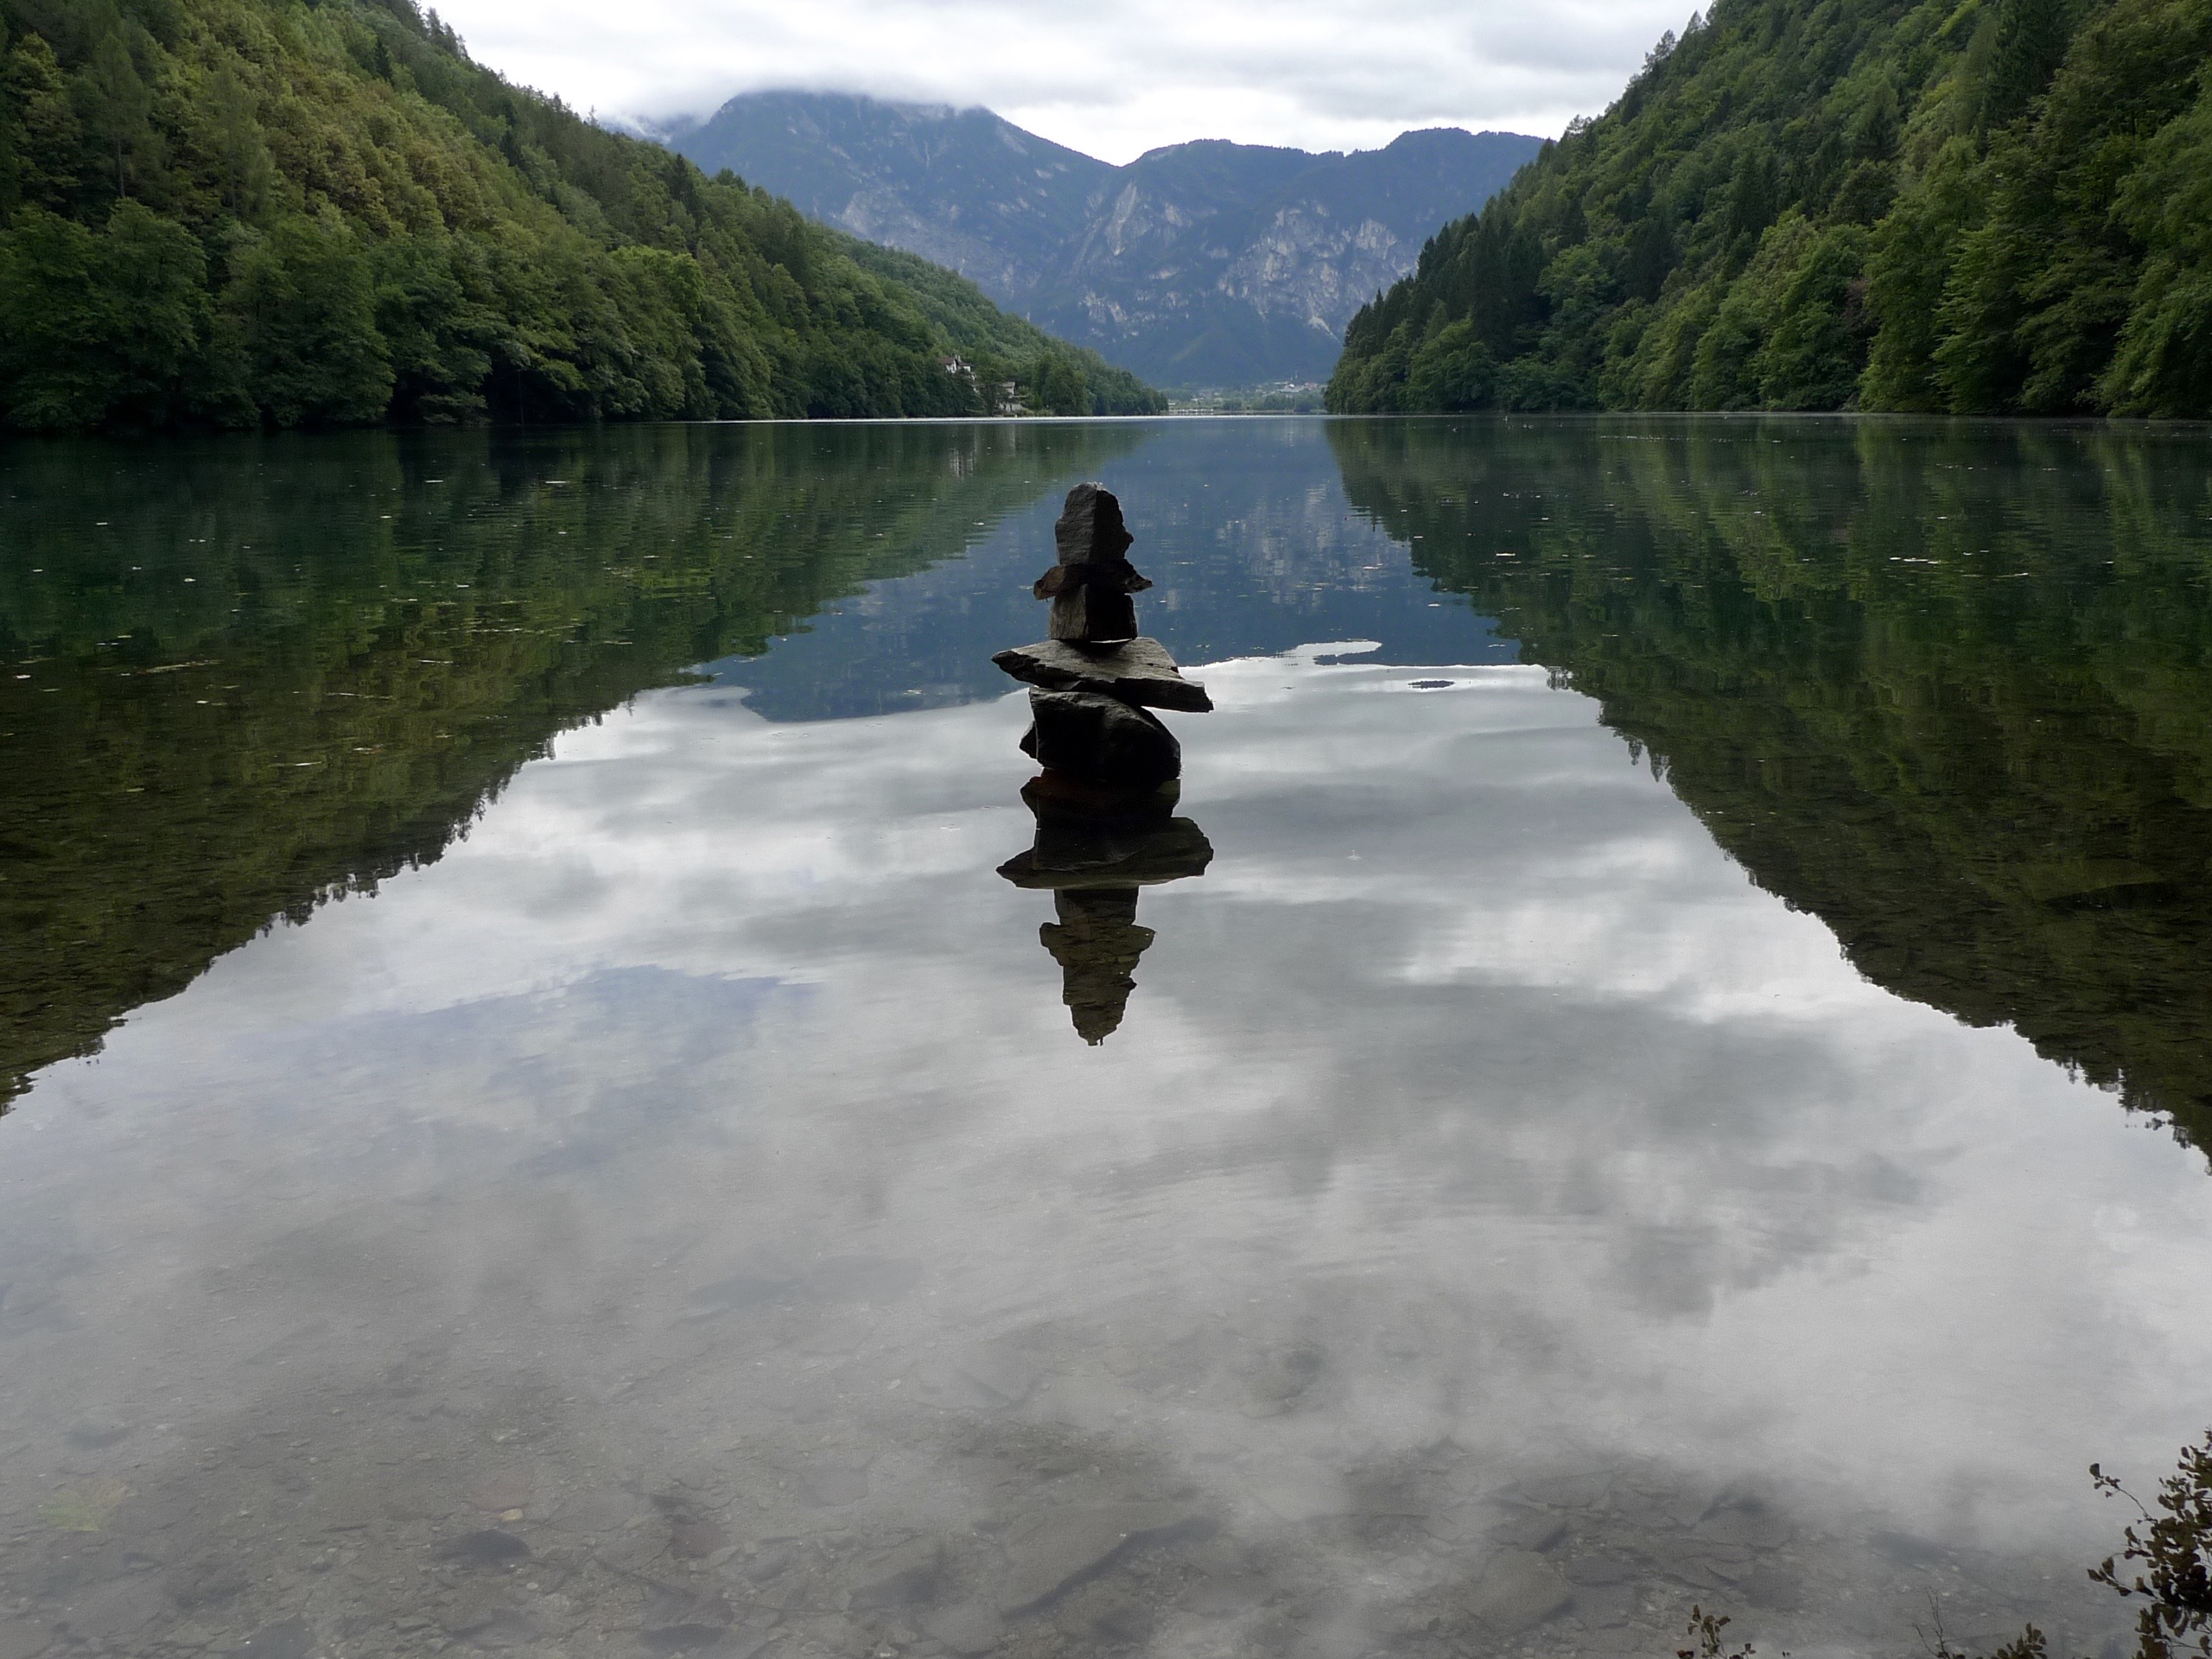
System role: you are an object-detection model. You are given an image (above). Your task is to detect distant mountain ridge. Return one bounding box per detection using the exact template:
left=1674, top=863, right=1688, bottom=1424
left=663, top=92, right=1545, bottom=386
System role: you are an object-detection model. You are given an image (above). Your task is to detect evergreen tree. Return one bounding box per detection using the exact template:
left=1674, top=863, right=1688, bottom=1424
left=0, top=0, right=1166, bottom=433
left=1328, top=0, right=2212, bottom=419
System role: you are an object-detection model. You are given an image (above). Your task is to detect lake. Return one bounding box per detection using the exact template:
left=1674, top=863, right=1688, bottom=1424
left=5, top=415, right=2212, bottom=1659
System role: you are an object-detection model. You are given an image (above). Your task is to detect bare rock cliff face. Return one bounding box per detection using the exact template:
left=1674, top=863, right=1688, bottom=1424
left=665, top=93, right=1543, bottom=387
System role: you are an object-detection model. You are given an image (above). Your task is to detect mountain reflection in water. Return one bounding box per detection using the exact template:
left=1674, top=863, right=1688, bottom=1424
left=1334, top=415, right=2212, bottom=1160
left=0, top=421, right=1144, bottom=1104
left=3, top=416, right=2212, bottom=1659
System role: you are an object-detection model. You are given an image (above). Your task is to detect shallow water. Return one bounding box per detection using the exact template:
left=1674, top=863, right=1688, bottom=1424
left=5, top=416, right=2212, bottom=1659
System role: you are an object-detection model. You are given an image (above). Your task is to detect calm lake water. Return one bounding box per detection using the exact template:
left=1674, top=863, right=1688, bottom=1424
left=5, top=415, right=2212, bottom=1659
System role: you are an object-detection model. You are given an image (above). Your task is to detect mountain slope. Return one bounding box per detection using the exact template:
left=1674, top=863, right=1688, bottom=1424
left=661, top=89, right=1113, bottom=302
left=667, top=92, right=1544, bottom=385
left=0, top=0, right=1162, bottom=434
left=1328, top=0, right=2212, bottom=416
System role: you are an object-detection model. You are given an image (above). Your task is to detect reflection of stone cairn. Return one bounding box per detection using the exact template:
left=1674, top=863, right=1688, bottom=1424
left=994, top=484, right=1214, bottom=1042
left=998, top=779, right=1213, bottom=1044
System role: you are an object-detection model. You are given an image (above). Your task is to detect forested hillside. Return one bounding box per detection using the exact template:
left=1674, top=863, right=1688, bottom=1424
left=0, top=0, right=1162, bottom=433
left=1329, top=0, right=2212, bottom=416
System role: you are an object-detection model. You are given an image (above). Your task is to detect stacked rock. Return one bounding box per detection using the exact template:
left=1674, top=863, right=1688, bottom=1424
left=994, top=483, right=1215, bottom=1043
left=991, top=482, right=1211, bottom=791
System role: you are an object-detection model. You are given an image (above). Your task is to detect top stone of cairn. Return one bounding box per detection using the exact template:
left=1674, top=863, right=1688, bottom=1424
left=1034, top=483, right=1152, bottom=645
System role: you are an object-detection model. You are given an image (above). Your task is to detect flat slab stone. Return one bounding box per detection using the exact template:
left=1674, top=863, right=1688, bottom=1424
left=993, top=638, right=1212, bottom=712
left=997, top=817, right=1213, bottom=891
left=995, top=1503, right=1209, bottom=1614
left=1466, top=1551, right=1573, bottom=1631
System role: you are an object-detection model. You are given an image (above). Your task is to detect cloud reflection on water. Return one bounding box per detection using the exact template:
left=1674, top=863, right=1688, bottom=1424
left=6, top=647, right=2209, bottom=1652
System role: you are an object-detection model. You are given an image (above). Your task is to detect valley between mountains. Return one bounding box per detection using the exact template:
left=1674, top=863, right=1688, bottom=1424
left=663, top=92, right=1542, bottom=388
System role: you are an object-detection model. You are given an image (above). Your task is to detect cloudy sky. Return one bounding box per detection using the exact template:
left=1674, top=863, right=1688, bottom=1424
left=427, top=0, right=1697, bottom=162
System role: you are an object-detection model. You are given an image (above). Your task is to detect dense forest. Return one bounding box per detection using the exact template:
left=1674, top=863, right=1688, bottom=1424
left=0, top=0, right=1163, bottom=434
left=1332, top=416, right=2212, bottom=1156
left=1329, top=0, right=2212, bottom=417
left=0, top=420, right=1144, bottom=1103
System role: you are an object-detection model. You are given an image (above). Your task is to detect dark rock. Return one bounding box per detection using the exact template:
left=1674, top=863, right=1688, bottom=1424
left=642, top=1586, right=727, bottom=1629
left=1565, top=1554, right=1636, bottom=1586
left=992, top=638, right=1211, bottom=713
left=848, top=1535, right=945, bottom=1608
left=1641, top=1538, right=1726, bottom=1588
left=1870, top=1528, right=1945, bottom=1566
left=922, top=1605, right=1004, bottom=1655
left=1515, top=1472, right=1611, bottom=1509
left=1048, top=584, right=1141, bottom=646
left=1465, top=1551, right=1573, bottom=1631
left=998, top=815, right=1212, bottom=892
left=1016, top=770, right=1180, bottom=822
left=233, top=1619, right=314, bottom=1659
left=1053, top=482, right=1135, bottom=567
left=640, top=1624, right=729, bottom=1655
left=1694, top=1500, right=1793, bottom=1550
left=1179, top=1575, right=1269, bottom=1617
left=670, top=1516, right=728, bottom=1560
left=454, top=1607, right=538, bottom=1649
left=958, top=1348, right=1039, bottom=1408
left=1033, top=485, right=1151, bottom=645
left=995, top=1503, right=1208, bottom=1614
left=1741, top=1564, right=1802, bottom=1611
left=1244, top=1342, right=1324, bottom=1411
left=742, top=1547, right=795, bottom=1583
left=1572, top=1582, right=1638, bottom=1627
left=437, top=1529, right=531, bottom=1567
left=1020, top=690, right=1179, bottom=788
left=801, top=1467, right=869, bottom=1507
left=1486, top=1510, right=1567, bottom=1553
left=1080, top=1598, right=1154, bottom=1645
left=57, top=1578, right=164, bottom=1646
left=167, top=1557, right=250, bottom=1610
left=66, top=1421, right=130, bottom=1451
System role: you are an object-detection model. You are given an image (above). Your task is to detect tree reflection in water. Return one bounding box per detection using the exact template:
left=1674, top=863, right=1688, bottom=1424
left=1332, top=415, right=2212, bottom=1161
left=0, top=420, right=1145, bottom=1104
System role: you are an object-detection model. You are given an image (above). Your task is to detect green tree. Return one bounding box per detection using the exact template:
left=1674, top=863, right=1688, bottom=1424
left=1, top=33, right=83, bottom=210
left=226, top=213, right=394, bottom=425
left=1327, top=0, right=2212, bottom=419
left=370, top=232, right=497, bottom=423
left=81, top=24, right=155, bottom=200
left=0, top=200, right=224, bottom=430
left=1406, top=318, right=1497, bottom=410
left=0, top=0, right=1163, bottom=433
left=201, top=57, right=271, bottom=219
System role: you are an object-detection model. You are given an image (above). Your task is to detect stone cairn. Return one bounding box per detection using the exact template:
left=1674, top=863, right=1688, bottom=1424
left=994, top=484, right=1213, bottom=1043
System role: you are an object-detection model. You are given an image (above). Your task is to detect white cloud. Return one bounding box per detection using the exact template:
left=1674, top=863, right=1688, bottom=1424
left=22, top=653, right=2212, bottom=1602
left=425, top=0, right=1697, bottom=162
